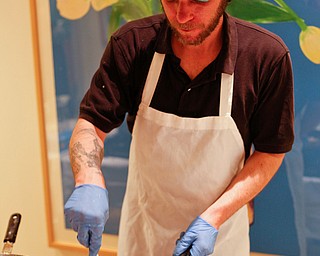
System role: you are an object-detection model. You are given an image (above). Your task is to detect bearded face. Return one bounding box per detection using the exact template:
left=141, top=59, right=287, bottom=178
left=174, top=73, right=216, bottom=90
left=161, top=0, right=229, bottom=46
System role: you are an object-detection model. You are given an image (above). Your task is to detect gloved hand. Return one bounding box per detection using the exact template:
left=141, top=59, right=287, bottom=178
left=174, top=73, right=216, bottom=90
left=64, top=184, right=109, bottom=256
left=173, top=216, right=218, bottom=256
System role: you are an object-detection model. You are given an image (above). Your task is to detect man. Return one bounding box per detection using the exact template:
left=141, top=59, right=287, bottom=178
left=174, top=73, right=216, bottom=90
left=65, top=0, right=294, bottom=255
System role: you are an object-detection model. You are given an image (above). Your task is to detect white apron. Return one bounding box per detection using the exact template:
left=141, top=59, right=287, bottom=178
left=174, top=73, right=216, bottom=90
left=118, top=53, right=250, bottom=256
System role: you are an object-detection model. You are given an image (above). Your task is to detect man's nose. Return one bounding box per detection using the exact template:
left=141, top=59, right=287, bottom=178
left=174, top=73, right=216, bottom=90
left=176, top=1, right=194, bottom=24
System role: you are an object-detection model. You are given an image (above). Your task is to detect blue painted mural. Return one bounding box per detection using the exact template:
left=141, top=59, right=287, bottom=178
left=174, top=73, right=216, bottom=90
left=50, top=0, right=320, bottom=254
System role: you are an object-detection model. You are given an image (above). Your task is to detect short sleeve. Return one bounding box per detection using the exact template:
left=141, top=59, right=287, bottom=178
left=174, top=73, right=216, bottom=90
left=79, top=36, right=131, bottom=133
left=251, top=52, right=294, bottom=153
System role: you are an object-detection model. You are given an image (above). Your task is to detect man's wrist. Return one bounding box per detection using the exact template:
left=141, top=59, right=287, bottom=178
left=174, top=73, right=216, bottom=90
left=200, top=207, right=224, bottom=229
left=75, top=168, right=106, bottom=189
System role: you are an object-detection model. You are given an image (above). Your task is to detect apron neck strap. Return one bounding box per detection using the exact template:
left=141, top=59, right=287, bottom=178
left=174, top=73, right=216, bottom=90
left=142, top=52, right=234, bottom=117
left=220, top=73, right=234, bottom=117
left=141, top=52, right=165, bottom=106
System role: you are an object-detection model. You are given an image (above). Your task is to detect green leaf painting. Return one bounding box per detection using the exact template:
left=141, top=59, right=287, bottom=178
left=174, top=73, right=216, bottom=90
left=226, top=0, right=295, bottom=23
left=56, top=0, right=320, bottom=64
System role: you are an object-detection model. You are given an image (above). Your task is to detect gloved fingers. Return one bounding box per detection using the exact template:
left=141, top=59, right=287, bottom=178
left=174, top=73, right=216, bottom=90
left=89, top=247, right=100, bottom=256
left=64, top=185, right=109, bottom=224
left=88, top=228, right=103, bottom=256
left=173, top=243, right=190, bottom=255
left=64, top=203, right=76, bottom=226
left=190, top=240, right=210, bottom=256
left=173, top=231, right=196, bottom=255
left=64, top=194, right=81, bottom=233
left=63, top=185, right=109, bottom=255
left=190, top=246, right=201, bottom=256
left=77, top=225, right=91, bottom=248
left=65, top=213, right=80, bottom=233
left=189, top=217, right=218, bottom=256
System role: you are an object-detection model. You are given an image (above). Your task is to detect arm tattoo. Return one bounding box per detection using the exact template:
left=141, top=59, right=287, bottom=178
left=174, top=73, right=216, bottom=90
left=69, top=128, right=104, bottom=175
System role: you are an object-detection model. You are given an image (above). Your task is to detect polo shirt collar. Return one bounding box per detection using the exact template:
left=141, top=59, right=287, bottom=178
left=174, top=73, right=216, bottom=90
left=154, top=14, right=172, bottom=54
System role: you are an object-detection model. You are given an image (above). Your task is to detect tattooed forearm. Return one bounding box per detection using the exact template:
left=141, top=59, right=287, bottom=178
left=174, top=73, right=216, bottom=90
left=69, top=128, right=104, bottom=176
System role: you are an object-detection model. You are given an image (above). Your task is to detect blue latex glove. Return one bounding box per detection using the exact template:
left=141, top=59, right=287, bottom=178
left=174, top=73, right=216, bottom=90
left=173, top=216, right=218, bottom=256
left=64, top=184, right=109, bottom=256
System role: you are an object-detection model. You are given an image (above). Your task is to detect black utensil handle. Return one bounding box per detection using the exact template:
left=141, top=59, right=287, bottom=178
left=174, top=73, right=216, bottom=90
left=180, top=248, right=191, bottom=256
left=3, top=213, right=22, bottom=243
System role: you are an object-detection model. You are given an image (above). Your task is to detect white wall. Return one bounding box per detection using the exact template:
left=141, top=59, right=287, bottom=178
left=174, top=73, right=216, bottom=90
left=0, top=1, right=85, bottom=255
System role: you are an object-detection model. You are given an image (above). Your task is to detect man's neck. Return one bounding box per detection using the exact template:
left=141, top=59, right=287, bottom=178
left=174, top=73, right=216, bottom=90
left=171, top=17, right=224, bottom=80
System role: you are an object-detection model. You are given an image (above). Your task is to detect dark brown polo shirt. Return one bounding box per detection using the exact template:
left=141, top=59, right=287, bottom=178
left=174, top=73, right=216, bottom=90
left=80, top=13, right=294, bottom=158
